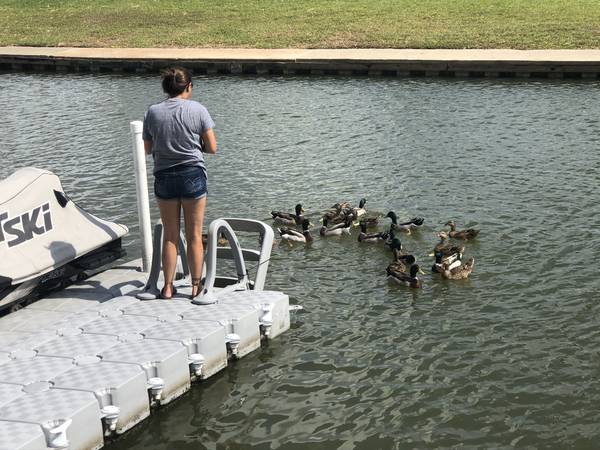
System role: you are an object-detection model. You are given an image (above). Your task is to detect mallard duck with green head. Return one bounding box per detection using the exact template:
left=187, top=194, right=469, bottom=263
left=353, top=198, right=367, bottom=218
left=271, top=204, right=304, bottom=226
left=357, top=221, right=389, bottom=243
left=385, top=211, right=425, bottom=234
left=384, top=229, right=398, bottom=250
left=387, top=263, right=425, bottom=288
left=432, top=250, right=462, bottom=273
left=388, top=237, right=404, bottom=256
left=278, top=219, right=313, bottom=245
left=444, top=220, right=480, bottom=240
left=387, top=245, right=417, bottom=273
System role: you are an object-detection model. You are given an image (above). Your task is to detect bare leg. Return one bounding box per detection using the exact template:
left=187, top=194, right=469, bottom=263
left=157, top=198, right=181, bottom=298
left=182, top=196, right=207, bottom=297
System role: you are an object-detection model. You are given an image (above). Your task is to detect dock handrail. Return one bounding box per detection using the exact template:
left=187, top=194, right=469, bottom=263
left=215, top=218, right=274, bottom=291
left=138, top=217, right=274, bottom=301
left=193, top=218, right=274, bottom=305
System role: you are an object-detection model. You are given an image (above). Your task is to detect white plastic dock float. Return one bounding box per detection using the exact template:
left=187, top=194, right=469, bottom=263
left=180, top=304, right=262, bottom=358
left=0, top=388, right=104, bottom=450
left=51, top=361, right=150, bottom=435
left=0, top=420, right=51, bottom=450
left=0, top=309, right=100, bottom=334
left=141, top=319, right=228, bottom=380
left=217, top=290, right=291, bottom=339
left=0, top=330, right=56, bottom=352
left=98, top=339, right=191, bottom=405
left=0, top=383, right=27, bottom=408
left=0, top=161, right=292, bottom=450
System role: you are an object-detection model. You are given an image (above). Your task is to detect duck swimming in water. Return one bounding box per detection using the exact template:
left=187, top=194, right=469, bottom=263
left=387, top=240, right=417, bottom=273
left=271, top=204, right=304, bottom=226
left=353, top=198, right=367, bottom=218
left=355, top=215, right=379, bottom=228
left=323, top=202, right=350, bottom=223
left=357, top=221, right=389, bottom=243
left=278, top=219, right=313, bottom=245
left=386, top=237, right=417, bottom=271
left=432, top=231, right=465, bottom=258
left=320, top=217, right=352, bottom=237
left=432, top=250, right=462, bottom=273
left=384, top=228, right=397, bottom=250
left=202, top=231, right=228, bottom=248
left=388, top=237, right=404, bottom=257
left=385, top=211, right=425, bottom=234
left=444, top=220, right=480, bottom=240
left=441, top=257, right=475, bottom=280
left=387, top=263, right=425, bottom=288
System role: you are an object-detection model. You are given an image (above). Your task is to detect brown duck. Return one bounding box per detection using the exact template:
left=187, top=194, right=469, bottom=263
left=433, top=231, right=465, bottom=257
left=444, top=220, right=480, bottom=240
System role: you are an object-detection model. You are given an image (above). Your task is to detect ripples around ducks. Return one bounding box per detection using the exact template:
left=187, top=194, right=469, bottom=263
left=1, top=73, right=600, bottom=449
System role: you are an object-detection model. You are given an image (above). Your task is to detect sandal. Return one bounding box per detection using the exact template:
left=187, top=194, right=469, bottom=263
left=190, top=278, right=202, bottom=300
left=159, top=283, right=177, bottom=300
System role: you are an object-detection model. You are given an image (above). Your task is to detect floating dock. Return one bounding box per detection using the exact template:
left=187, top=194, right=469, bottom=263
left=0, top=255, right=290, bottom=450
left=0, top=122, right=291, bottom=450
left=0, top=167, right=290, bottom=449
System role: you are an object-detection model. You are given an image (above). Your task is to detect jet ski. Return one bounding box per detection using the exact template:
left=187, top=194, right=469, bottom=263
left=0, top=168, right=128, bottom=313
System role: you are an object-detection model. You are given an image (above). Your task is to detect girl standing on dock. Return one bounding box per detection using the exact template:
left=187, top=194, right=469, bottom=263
left=142, top=67, right=217, bottom=299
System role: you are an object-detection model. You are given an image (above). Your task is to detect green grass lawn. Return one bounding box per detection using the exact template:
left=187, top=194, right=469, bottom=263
left=1, top=0, right=599, bottom=49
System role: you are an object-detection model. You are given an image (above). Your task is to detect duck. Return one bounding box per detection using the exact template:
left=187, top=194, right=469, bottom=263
left=355, top=214, right=379, bottom=228
left=385, top=211, right=425, bottom=234
left=271, top=204, right=304, bottom=226
left=432, top=250, right=462, bottom=273
left=278, top=219, right=313, bottom=245
left=384, top=228, right=397, bottom=250
left=357, top=221, right=389, bottom=243
left=320, top=217, right=352, bottom=237
left=202, top=231, right=229, bottom=247
left=388, top=237, right=404, bottom=256
left=388, top=238, right=418, bottom=271
left=387, top=251, right=417, bottom=274
left=386, top=263, right=425, bottom=288
left=331, top=206, right=357, bottom=225
left=325, top=199, right=367, bottom=225
left=353, top=198, right=367, bottom=218
left=441, top=257, right=475, bottom=280
left=323, top=202, right=349, bottom=222
left=432, top=231, right=465, bottom=258
left=444, top=220, right=480, bottom=240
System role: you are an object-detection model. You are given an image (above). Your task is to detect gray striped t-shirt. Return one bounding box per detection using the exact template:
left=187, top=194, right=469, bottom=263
left=143, top=97, right=215, bottom=174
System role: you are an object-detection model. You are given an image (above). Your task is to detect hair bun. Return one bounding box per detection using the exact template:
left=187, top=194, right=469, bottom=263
left=161, top=67, right=191, bottom=97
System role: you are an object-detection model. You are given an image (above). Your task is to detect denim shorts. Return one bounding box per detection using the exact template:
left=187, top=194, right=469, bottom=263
left=154, top=165, right=208, bottom=200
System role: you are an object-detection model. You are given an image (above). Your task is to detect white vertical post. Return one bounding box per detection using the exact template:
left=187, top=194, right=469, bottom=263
left=130, top=120, right=152, bottom=272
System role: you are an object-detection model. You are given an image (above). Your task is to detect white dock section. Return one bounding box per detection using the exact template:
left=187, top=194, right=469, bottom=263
left=0, top=258, right=291, bottom=450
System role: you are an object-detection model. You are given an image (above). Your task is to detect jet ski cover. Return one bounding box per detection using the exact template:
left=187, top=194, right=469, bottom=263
left=0, top=168, right=128, bottom=285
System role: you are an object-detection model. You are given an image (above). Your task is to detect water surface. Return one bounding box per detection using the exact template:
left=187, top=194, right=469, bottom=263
left=1, top=73, right=599, bottom=449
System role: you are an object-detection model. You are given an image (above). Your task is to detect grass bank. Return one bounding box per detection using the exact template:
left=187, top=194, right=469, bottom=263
left=1, top=0, right=599, bottom=49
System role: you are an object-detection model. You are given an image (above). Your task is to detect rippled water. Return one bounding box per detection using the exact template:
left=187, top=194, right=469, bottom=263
left=1, top=72, right=600, bottom=449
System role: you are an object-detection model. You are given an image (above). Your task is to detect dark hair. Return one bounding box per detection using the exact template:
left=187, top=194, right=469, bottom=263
left=161, top=67, right=192, bottom=97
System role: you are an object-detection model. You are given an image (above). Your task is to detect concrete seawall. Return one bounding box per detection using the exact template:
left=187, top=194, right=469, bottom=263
left=2, top=47, right=600, bottom=79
